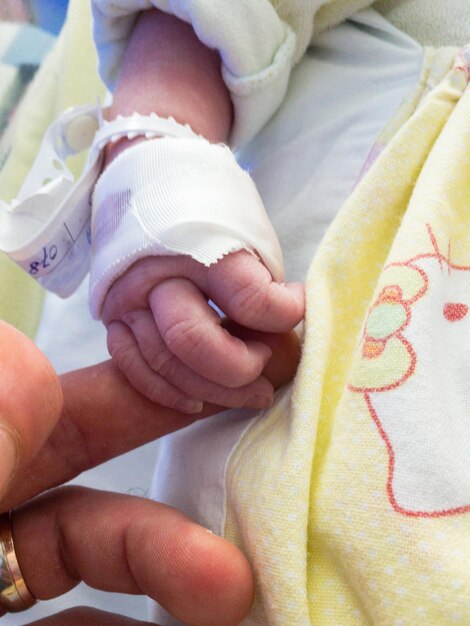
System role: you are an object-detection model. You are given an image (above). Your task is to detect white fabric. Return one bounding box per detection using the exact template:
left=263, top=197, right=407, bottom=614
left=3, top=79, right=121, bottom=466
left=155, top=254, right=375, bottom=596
left=89, top=137, right=284, bottom=318
left=91, top=0, right=300, bottom=147
left=0, top=106, right=206, bottom=300
left=0, top=104, right=101, bottom=297
left=151, top=408, right=260, bottom=536
left=150, top=9, right=423, bottom=624
left=375, top=0, right=470, bottom=47
left=91, top=0, right=470, bottom=153
left=91, top=0, right=378, bottom=148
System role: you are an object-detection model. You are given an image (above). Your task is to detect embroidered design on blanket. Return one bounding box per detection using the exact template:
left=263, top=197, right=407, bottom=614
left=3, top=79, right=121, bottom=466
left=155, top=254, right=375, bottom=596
left=349, top=225, right=470, bottom=518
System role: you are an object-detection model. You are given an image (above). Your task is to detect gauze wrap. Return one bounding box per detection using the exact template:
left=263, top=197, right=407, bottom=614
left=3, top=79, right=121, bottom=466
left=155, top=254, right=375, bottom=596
left=89, top=136, right=284, bottom=318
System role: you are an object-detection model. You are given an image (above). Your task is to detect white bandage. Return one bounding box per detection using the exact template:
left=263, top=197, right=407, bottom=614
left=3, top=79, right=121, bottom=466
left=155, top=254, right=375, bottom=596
left=0, top=104, right=284, bottom=313
left=89, top=137, right=284, bottom=319
left=0, top=105, right=202, bottom=296
left=0, top=104, right=102, bottom=297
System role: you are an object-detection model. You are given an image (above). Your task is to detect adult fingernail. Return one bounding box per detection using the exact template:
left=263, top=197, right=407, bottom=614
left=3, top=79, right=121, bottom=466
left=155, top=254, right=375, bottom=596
left=0, top=428, right=18, bottom=496
left=175, top=399, right=204, bottom=415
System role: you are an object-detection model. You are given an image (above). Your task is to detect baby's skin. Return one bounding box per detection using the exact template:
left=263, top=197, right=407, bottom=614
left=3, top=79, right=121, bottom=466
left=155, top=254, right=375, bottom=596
left=103, top=252, right=304, bottom=413
left=100, top=9, right=305, bottom=413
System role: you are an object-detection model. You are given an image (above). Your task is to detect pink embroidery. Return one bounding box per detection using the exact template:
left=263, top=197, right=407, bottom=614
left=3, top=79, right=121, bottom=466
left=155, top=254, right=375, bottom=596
left=443, top=302, right=468, bottom=322
left=349, top=225, right=470, bottom=517
left=456, top=44, right=470, bottom=80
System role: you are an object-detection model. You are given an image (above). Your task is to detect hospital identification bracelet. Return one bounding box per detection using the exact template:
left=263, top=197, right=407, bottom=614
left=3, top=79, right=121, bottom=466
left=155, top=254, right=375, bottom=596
left=0, top=103, right=199, bottom=296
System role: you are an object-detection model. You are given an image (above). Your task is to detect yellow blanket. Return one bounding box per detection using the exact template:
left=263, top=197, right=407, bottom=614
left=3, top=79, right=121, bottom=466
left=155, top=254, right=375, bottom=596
left=224, top=46, right=470, bottom=624
left=0, top=0, right=105, bottom=337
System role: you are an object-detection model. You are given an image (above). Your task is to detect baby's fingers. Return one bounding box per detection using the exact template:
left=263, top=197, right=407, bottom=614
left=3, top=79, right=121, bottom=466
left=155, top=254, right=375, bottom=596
left=107, top=321, right=203, bottom=414
left=150, top=278, right=272, bottom=388
left=204, top=250, right=305, bottom=332
left=127, top=309, right=274, bottom=408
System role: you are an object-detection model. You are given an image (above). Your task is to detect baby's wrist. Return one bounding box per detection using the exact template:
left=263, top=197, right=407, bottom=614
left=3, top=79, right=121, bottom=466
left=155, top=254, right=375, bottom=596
left=100, top=110, right=203, bottom=167
left=103, top=105, right=232, bottom=168
left=106, top=9, right=233, bottom=165
left=104, top=134, right=147, bottom=168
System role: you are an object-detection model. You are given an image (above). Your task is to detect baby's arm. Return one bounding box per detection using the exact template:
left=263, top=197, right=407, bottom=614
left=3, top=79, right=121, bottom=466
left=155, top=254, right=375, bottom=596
left=98, top=9, right=305, bottom=413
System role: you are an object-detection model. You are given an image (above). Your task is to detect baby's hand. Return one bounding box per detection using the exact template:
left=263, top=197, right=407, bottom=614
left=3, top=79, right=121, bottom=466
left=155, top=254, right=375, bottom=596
left=101, top=250, right=305, bottom=413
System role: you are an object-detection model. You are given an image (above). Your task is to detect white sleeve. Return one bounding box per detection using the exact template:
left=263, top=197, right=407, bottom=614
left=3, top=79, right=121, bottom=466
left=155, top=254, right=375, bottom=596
left=91, top=0, right=298, bottom=148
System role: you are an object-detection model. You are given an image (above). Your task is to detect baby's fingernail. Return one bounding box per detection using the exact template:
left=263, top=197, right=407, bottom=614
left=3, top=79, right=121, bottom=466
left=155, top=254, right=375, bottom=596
left=243, top=395, right=273, bottom=410
left=175, top=399, right=204, bottom=415
left=0, top=428, right=18, bottom=497
left=255, top=344, right=272, bottom=365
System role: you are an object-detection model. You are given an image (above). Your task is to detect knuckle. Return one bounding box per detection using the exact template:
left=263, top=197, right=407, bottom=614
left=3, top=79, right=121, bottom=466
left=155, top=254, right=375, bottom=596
left=139, top=382, right=181, bottom=410
left=161, top=318, right=207, bottom=362
left=102, top=281, right=131, bottom=322
left=138, top=380, right=162, bottom=404
left=121, top=309, right=145, bottom=327
left=107, top=330, right=137, bottom=374
left=45, top=417, right=94, bottom=478
left=147, top=350, right=180, bottom=380
left=199, top=387, right=233, bottom=406
left=227, top=282, right=272, bottom=325
left=103, top=258, right=168, bottom=322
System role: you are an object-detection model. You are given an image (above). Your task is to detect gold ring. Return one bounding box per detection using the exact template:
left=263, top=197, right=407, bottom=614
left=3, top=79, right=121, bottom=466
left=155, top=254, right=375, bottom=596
left=0, top=511, right=36, bottom=612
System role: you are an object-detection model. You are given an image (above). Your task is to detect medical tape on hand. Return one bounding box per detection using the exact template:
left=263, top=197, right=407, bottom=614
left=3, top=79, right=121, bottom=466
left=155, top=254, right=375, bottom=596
left=89, top=137, right=284, bottom=319
left=0, top=104, right=199, bottom=296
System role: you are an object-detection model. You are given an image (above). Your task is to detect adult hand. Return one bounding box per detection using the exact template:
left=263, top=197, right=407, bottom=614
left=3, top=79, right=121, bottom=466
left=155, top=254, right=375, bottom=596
left=0, top=320, right=300, bottom=625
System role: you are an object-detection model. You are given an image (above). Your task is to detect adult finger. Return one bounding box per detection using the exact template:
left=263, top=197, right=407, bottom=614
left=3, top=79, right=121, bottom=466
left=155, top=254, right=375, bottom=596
left=26, top=607, right=156, bottom=625
left=1, top=360, right=200, bottom=510
left=0, top=322, right=62, bottom=499
left=150, top=278, right=272, bottom=387
left=13, top=486, right=253, bottom=626
left=2, top=328, right=300, bottom=510
left=127, top=308, right=274, bottom=408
